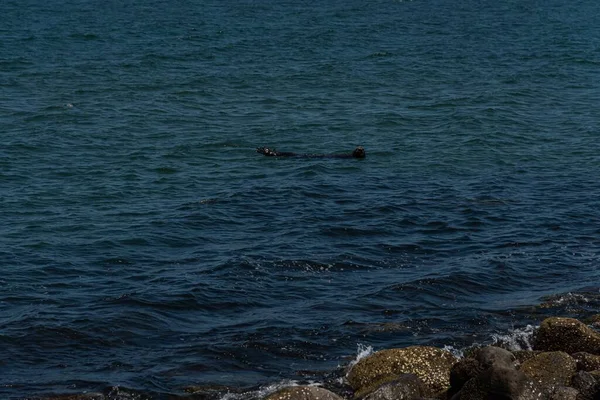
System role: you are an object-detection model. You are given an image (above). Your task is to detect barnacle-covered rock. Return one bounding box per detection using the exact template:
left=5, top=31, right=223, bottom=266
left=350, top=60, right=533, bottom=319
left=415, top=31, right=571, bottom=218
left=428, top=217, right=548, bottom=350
left=519, top=351, right=576, bottom=387
left=347, top=346, right=457, bottom=397
left=535, top=318, right=600, bottom=354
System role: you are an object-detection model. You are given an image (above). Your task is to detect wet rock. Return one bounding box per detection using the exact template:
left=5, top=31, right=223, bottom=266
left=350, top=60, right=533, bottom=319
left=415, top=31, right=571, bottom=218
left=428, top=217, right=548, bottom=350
left=535, top=318, right=600, bottom=354
left=264, top=386, right=343, bottom=400
left=452, top=365, right=527, bottom=400
left=520, top=351, right=576, bottom=387
left=347, top=346, right=457, bottom=397
left=361, top=374, right=425, bottom=400
left=573, top=352, right=600, bottom=372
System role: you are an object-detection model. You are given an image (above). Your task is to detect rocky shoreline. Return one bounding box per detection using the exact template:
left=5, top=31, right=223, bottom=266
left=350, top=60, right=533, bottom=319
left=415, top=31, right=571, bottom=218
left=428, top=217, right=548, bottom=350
left=27, top=316, right=600, bottom=400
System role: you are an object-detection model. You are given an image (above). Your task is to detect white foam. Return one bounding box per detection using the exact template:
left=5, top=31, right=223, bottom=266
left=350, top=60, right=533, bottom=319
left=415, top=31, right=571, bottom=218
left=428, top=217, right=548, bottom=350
left=442, top=344, right=464, bottom=359
left=345, top=343, right=374, bottom=373
left=491, top=324, right=537, bottom=351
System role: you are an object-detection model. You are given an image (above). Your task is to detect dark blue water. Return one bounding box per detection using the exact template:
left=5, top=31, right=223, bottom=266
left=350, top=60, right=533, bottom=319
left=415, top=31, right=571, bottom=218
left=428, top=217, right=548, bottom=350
left=2, top=0, right=600, bottom=398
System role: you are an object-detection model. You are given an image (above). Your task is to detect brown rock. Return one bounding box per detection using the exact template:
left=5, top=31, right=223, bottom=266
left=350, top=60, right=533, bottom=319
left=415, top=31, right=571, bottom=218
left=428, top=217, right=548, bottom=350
left=264, top=386, right=343, bottom=400
left=520, top=351, right=576, bottom=387
left=347, top=346, right=457, bottom=397
left=535, top=317, right=600, bottom=354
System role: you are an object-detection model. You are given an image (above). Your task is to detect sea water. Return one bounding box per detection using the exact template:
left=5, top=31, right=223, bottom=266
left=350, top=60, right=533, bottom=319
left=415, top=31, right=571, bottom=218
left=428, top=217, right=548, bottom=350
left=2, top=0, right=600, bottom=398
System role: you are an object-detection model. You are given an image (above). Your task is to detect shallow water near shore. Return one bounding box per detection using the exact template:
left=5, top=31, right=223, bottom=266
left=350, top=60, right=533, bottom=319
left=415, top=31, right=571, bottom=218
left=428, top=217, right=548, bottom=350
left=2, top=0, right=600, bottom=398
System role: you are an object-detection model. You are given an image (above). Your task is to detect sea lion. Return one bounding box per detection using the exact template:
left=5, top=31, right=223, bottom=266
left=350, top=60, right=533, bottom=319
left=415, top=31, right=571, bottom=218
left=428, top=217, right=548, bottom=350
left=257, top=146, right=365, bottom=159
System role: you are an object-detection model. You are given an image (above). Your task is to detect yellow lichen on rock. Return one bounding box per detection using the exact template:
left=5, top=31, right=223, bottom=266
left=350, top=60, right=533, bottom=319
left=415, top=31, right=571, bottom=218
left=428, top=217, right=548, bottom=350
left=346, top=346, right=457, bottom=397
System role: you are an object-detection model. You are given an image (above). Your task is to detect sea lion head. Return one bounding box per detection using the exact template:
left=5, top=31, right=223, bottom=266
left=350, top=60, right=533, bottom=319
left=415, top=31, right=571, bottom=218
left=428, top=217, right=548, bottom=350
left=352, top=146, right=366, bottom=158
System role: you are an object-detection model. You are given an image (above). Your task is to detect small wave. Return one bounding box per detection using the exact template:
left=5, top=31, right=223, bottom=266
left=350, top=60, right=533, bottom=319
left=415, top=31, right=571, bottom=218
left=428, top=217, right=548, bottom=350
left=491, top=324, right=536, bottom=351
left=442, top=344, right=465, bottom=359
left=345, top=343, right=373, bottom=372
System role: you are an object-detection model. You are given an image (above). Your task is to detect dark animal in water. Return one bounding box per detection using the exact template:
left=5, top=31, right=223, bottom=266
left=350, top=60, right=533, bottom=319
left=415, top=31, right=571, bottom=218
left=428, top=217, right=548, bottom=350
left=257, top=146, right=365, bottom=159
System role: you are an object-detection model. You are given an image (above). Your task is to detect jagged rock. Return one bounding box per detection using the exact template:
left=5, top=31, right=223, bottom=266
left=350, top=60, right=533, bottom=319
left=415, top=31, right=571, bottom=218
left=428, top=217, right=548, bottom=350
left=571, top=371, right=599, bottom=400
left=451, top=365, right=527, bottom=400
left=264, top=386, right=343, bottom=400
left=535, top=318, right=600, bottom=354
left=574, top=353, right=600, bottom=372
left=347, top=346, right=457, bottom=397
left=361, top=374, right=425, bottom=400
left=520, top=351, right=576, bottom=387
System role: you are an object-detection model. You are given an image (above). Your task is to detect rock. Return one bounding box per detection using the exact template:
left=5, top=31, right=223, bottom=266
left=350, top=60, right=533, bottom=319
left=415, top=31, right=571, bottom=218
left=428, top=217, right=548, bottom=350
left=583, top=315, right=600, bottom=329
left=535, top=318, right=600, bottom=354
left=574, top=353, right=600, bottom=372
left=520, top=351, right=576, bottom=387
left=347, top=346, right=457, bottom=397
left=546, top=386, right=579, bottom=400
left=452, top=365, right=527, bottom=400
left=361, top=374, right=425, bottom=400
left=513, top=350, right=541, bottom=366
left=448, top=346, right=517, bottom=397
left=449, top=357, right=482, bottom=394
left=518, top=380, right=548, bottom=400
left=571, top=371, right=599, bottom=400
left=589, top=370, right=600, bottom=381
left=264, top=386, right=343, bottom=400
left=475, top=346, right=516, bottom=370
